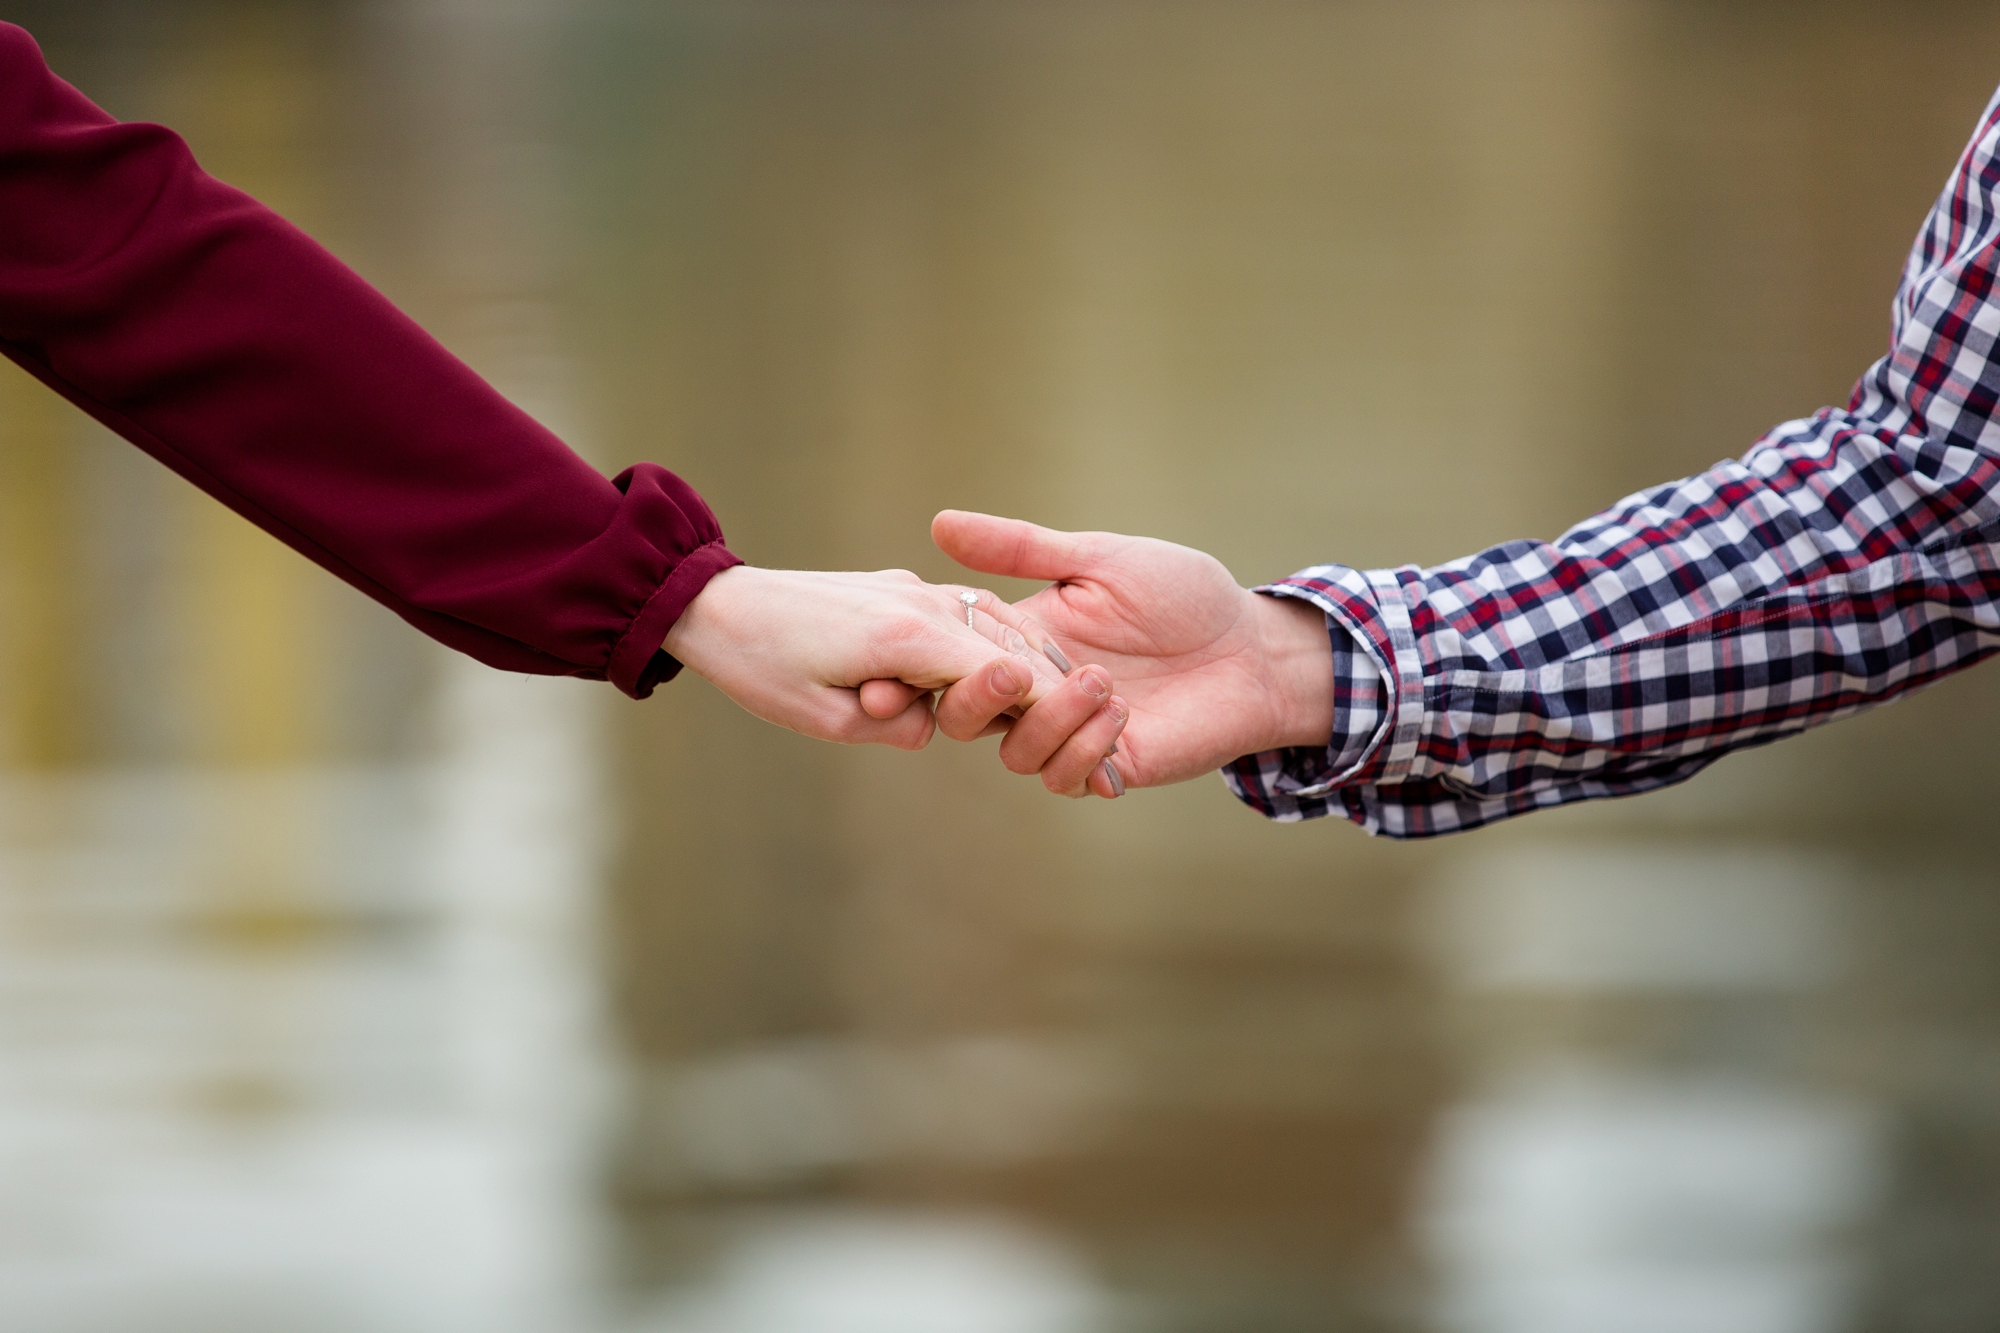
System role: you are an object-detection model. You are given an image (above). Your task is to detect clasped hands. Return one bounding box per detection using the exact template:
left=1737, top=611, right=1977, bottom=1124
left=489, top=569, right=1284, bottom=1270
left=662, top=510, right=1337, bottom=799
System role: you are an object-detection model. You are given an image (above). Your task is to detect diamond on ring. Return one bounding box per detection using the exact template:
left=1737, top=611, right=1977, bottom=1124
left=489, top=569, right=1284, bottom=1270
left=959, top=590, right=978, bottom=627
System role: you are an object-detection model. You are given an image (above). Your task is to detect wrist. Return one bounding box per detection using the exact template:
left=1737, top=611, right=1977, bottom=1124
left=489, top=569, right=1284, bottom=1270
left=1247, top=589, right=1336, bottom=751
left=661, top=563, right=758, bottom=680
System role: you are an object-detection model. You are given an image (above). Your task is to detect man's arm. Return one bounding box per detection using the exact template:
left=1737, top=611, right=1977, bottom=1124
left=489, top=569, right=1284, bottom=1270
left=946, top=82, right=2000, bottom=834
left=1230, top=81, right=2000, bottom=836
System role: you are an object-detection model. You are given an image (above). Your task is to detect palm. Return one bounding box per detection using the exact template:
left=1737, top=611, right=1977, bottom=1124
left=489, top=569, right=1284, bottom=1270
left=939, top=518, right=1282, bottom=789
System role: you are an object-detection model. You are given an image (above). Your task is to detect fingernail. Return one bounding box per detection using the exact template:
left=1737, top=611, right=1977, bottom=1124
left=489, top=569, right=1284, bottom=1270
left=1107, top=744, right=1119, bottom=755
left=1042, top=641, right=1073, bottom=673
left=1004, top=628, right=1029, bottom=654
left=1078, top=669, right=1109, bottom=700
left=1105, top=697, right=1128, bottom=725
left=989, top=660, right=1025, bottom=696
left=1100, top=759, right=1125, bottom=797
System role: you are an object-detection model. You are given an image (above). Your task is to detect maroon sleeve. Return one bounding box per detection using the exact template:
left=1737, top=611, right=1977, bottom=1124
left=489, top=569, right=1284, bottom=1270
left=0, top=23, right=740, bottom=699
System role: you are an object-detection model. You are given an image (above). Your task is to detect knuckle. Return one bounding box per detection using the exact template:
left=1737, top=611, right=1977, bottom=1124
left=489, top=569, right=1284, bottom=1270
left=872, top=606, right=932, bottom=649
left=1000, top=744, right=1041, bottom=776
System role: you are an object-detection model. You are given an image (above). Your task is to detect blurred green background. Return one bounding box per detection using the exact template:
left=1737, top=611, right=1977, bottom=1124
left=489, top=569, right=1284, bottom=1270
left=3, top=2, right=2000, bottom=1331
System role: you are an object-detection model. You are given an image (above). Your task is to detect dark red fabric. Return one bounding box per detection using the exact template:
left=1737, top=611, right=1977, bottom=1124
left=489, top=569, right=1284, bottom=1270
left=0, top=22, right=739, bottom=699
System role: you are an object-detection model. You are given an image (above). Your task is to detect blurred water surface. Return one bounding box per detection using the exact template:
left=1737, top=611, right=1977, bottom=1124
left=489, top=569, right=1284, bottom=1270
left=3, top=2, right=2000, bottom=1331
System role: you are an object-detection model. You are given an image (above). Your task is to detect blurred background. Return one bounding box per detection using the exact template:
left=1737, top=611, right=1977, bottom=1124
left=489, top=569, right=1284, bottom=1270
left=3, top=1, right=2000, bottom=1330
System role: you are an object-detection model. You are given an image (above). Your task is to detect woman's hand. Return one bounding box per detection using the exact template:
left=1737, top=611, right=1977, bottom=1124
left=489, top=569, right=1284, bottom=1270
left=930, top=511, right=1335, bottom=792
left=662, top=564, right=1073, bottom=750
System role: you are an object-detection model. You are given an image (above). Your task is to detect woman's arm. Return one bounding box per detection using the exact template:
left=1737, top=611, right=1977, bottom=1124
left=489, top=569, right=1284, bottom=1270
left=0, top=23, right=1129, bottom=773
left=0, top=21, right=729, bottom=698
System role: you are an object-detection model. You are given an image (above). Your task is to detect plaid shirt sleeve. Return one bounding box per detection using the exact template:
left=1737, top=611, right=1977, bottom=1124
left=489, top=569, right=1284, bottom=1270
left=1224, top=83, right=2000, bottom=838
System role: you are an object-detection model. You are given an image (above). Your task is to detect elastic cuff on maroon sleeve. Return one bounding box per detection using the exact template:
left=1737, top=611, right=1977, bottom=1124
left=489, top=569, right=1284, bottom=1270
left=607, top=540, right=744, bottom=699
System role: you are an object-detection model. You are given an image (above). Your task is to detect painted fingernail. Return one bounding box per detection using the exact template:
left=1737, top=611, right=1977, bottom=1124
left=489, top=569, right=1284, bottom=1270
left=1078, top=669, right=1109, bottom=700
left=1107, top=744, right=1119, bottom=755
left=989, top=660, right=1025, bottom=696
left=1100, top=759, right=1125, bottom=797
left=1004, top=628, right=1030, bottom=654
left=1042, top=641, right=1073, bottom=673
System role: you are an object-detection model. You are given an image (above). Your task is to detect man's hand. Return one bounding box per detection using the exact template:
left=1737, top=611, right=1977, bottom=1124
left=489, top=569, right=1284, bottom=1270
left=663, top=565, right=1066, bottom=749
left=931, top=511, right=1336, bottom=791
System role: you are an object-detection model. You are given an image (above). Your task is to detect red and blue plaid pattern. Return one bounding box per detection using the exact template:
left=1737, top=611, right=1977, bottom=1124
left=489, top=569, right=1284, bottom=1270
left=1225, top=85, right=2000, bottom=838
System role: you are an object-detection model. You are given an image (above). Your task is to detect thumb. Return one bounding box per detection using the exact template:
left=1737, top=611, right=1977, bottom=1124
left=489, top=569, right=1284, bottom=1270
left=932, top=510, right=1100, bottom=582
